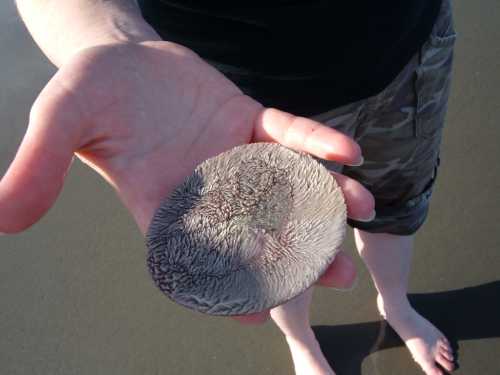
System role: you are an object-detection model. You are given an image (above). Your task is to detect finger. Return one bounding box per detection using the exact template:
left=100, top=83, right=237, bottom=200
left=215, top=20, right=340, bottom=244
left=331, top=172, right=375, bottom=222
left=317, top=250, right=357, bottom=289
left=0, top=78, right=83, bottom=233
left=252, top=107, right=363, bottom=166
left=231, top=310, right=270, bottom=325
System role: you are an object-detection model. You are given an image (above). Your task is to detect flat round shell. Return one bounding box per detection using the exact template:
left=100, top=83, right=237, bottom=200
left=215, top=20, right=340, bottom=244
left=146, top=143, right=347, bottom=315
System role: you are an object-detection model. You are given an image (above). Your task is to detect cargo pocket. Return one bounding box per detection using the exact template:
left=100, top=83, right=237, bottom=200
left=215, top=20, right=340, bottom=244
left=414, top=0, right=457, bottom=140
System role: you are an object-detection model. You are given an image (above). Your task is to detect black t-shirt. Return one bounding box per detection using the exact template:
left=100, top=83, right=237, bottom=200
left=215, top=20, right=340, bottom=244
left=138, top=0, right=442, bottom=116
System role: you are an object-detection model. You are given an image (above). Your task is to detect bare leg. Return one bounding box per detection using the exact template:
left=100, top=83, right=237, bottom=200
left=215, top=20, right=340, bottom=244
left=354, top=229, right=455, bottom=375
left=270, top=287, right=335, bottom=375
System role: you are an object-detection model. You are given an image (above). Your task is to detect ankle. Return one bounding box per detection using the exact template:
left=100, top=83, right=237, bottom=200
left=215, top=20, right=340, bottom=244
left=285, top=329, right=318, bottom=348
left=377, top=293, right=412, bottom=319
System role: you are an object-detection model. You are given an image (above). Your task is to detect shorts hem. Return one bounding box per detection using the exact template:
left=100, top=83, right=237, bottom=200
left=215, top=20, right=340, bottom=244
left=347, top=180, right=435, bottom=236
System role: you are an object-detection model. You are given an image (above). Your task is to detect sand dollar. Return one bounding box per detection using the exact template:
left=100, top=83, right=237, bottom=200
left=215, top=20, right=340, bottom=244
left=146, top=143, right=347, bottom=315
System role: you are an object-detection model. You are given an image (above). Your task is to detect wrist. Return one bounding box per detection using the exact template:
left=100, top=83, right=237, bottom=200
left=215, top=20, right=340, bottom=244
left=56, top=13, right=162, bottom=66
left=17, top=0, right=162, bottom=67
left=88, top=10, right=162, bottom=45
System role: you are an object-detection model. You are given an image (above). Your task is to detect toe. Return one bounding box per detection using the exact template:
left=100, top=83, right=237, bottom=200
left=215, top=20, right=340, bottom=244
left=422, top=364, right=443, bottom=375
left=439, top=347, right=454, bottom=361
left=436, top=353, right=455, bottom=372
left=439, top=337, right=451, bottom=347
left=418, top=356, right=444, bottom=375
left=439, top=341, right=453, bottom=353
left=438, top=337, right=453, bottom=354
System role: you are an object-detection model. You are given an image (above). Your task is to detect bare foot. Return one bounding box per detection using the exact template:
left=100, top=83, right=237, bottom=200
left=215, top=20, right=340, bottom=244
left=285, top=329, right=336, bottom=375
left=377, top=294, right=455, bottom=375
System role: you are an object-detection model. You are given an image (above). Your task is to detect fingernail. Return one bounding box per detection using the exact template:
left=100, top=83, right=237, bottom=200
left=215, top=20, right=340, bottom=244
left=354, top=210, right=376, bottom=223
left=330, top=276, right=359, bottom=292
left=346, top=155, right=364, bottom=167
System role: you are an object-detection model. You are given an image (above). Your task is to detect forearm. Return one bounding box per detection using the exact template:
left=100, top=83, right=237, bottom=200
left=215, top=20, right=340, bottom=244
left=16, top=0, right=161, bottom=67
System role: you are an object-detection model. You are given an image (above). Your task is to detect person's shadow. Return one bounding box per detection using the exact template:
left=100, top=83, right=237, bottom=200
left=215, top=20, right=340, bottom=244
left=313, top=281, right=500, bottom=374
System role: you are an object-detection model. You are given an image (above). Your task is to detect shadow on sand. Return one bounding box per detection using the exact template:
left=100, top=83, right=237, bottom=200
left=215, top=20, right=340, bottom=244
left=313, top=281, right=500, bottom=374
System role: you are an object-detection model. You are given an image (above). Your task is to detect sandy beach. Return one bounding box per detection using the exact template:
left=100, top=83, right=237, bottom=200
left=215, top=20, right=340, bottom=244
left=1, top=1, right=499, bottom=374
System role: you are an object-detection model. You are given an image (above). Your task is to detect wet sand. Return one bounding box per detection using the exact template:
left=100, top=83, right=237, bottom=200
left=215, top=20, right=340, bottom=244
left=1, top=1, right=499, bottom=374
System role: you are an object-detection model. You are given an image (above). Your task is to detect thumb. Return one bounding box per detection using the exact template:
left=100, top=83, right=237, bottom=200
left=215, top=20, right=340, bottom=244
left=0, top=79, right=84, bottom=233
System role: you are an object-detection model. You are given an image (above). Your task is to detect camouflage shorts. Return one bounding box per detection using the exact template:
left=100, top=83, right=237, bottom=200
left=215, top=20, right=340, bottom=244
left=311, top=0, right=457, bottom=235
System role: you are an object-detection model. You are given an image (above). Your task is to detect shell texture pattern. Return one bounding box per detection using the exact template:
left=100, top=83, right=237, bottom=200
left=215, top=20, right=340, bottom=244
left=147, top=143, right=346, bottom=315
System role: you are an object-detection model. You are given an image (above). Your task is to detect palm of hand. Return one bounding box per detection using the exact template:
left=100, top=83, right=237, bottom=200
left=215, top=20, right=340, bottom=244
left=4, top=41, right=264, bottom=233
left=64, top=41, right=264, bottom=232
left=1, top=41, right=373, bottom=323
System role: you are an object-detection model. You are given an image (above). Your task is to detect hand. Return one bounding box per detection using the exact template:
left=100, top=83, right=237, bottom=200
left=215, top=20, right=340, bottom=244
left=0, top=41, right=374, bottom=320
